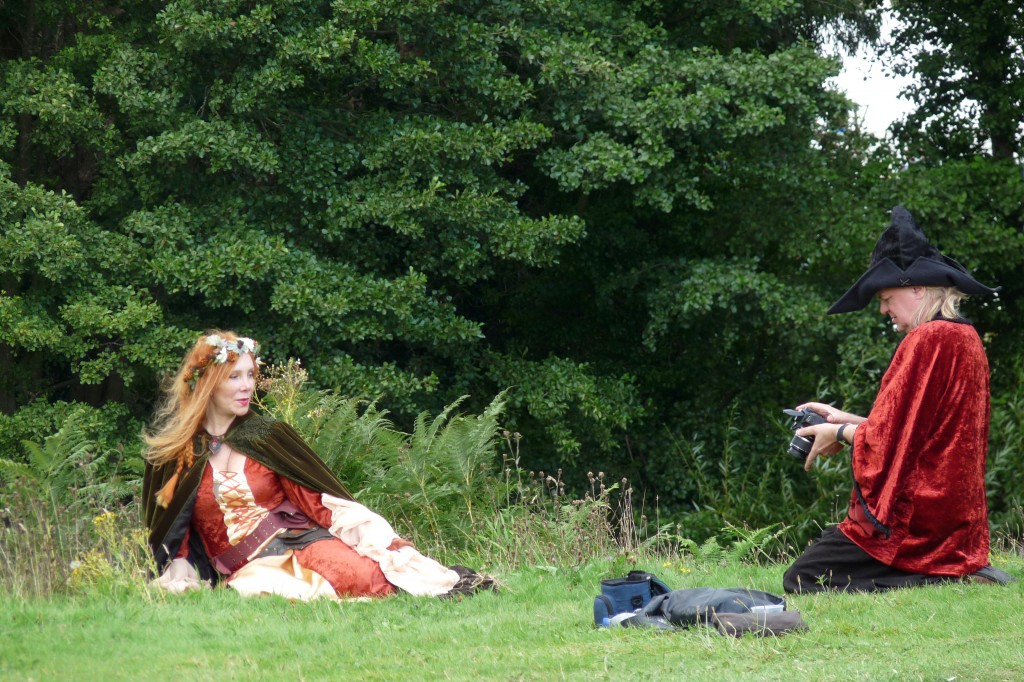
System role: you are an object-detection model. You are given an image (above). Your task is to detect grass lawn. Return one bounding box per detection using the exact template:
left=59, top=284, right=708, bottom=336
left=3, top=556, right=1023, bottom=681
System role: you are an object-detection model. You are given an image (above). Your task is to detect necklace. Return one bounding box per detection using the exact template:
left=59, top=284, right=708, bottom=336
left=207, top=432, right=225, bottom=455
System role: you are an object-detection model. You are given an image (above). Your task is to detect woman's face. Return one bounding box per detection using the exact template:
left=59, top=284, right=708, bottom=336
left=207, top=353, right=255, bottom=423
left=878, top=286, right=925, bottom=332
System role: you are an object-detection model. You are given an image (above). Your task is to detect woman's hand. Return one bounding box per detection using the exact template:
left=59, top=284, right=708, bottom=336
left=796, top=422, right=846, bottom=472
left=151, top=557, right=206, bottom=594
left=796, top=401, right=866, bottom=425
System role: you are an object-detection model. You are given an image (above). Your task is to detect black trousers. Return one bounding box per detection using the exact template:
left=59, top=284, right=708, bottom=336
left=783, top=526, right=948, bottom=594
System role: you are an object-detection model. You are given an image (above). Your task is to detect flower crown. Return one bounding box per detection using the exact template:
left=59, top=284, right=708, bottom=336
left=184, top=335, right=260, bottom=390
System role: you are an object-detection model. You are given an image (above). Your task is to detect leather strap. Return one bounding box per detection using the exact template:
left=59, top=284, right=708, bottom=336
left=212, top=501, right=314, bottom=574
left=854, top=479, right=892, bottom=539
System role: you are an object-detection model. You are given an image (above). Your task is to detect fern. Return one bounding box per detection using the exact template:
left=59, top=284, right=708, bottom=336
left=306, top=395, right=405, bottom=494
left=257, top=361, right=508, bottom=551
left=695, top=536, right=725, bottom=564
left=721, top=523, right=785, bottom=564
left=0, top=459, right=36, bottom=487
left=0, top=411, right=99, bottom=509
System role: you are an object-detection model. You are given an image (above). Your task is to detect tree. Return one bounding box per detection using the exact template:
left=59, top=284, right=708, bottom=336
left=875, top=1, right=1024, bottom=368
left=3, top=0, right=919, bottom=542
left=887, top=0, right=1024, bottom=160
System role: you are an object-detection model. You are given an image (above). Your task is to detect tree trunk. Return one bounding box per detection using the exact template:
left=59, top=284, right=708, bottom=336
left=0, top=344, right=15, bottom=415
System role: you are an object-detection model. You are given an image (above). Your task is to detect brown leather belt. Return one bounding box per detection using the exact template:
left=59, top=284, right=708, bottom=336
left=212, top=501, right=323, bottom=574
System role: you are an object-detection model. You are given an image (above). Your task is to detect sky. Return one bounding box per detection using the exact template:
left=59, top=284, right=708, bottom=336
left=832, top=48, right=915, bottom=138
left=829, top=12, right=916, bottom=138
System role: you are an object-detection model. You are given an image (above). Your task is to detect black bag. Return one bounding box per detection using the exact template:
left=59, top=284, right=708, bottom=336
left=641, top=587, right=786, bottom=627
left=712, top=610, right=808, bottom=638
left=593, top=570, right=672, bottom=625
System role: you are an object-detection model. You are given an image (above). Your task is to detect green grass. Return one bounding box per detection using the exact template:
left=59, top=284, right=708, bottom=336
left=5, top=392, right=1024, bottom=680
left=3, top=557, right=1024, bottom=681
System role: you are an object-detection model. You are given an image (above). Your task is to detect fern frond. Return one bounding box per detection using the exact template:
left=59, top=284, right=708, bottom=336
left=0, top=459, right=38, bottom=486
left=19, top=441, right=52, bottom=478
left=14, top=411, right=99, bottom=506
left=696, top=536, right=724, bottom=564
left=722, top=523, right=784, bottom=563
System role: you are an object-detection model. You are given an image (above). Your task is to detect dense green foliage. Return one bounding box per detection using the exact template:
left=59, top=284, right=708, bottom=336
left=887, top=0, right=1023, bottom=160
left=2, top=1, right=1022, bottom=544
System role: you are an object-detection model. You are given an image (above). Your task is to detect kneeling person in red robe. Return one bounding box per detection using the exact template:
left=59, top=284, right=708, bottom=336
left=783, top=206, right=1011, bottom=593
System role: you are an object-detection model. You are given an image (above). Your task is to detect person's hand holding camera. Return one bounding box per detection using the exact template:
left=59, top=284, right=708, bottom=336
left=795, top=402, right=866, bottom=426
left=795, top=422, right=848, bottom=471
left=786, top=402, right=864, bottom=472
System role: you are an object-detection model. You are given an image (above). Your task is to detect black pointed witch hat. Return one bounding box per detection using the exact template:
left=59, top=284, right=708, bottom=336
left=827, top=206, right=1000, bottom=314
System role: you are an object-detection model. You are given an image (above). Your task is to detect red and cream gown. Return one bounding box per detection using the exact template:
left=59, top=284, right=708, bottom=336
left=177, top=457, right=399, bottom=600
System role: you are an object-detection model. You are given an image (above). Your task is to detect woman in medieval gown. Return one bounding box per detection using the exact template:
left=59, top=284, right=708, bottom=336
left=143, top=330, right=479, bottom=600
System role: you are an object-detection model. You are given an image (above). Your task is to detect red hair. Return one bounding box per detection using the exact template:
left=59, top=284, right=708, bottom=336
left=144, top=330, right=260, bottom=506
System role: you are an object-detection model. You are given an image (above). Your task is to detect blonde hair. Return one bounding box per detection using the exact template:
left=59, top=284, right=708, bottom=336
left=911, top=287, right=966, bottom=329
left=144, top=330, right=260, bottom=506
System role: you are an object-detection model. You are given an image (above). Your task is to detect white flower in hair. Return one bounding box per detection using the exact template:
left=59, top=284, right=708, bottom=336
left=186, top=334, right=261, bottom=390
left=202, top=334, right=259, bottom=365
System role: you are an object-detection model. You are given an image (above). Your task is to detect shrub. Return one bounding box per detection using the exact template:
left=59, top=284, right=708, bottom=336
left=0, top=409, right=149, bottom=597
left=257, top=361, right=683, bottom=566
left=986, top=356, right=1024, bottom=543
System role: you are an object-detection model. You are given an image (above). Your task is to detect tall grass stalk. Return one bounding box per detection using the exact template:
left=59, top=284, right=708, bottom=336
left=1, top=486, right=152, bottom=598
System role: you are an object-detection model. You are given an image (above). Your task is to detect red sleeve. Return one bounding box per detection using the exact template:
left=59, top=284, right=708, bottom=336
left=278, top=476, right=413, bottom=550
left=279, top=476, right=339, bottom=529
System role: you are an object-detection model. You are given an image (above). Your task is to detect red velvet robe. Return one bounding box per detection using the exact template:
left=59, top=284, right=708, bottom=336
left=838, top=320, right=991, bottom=575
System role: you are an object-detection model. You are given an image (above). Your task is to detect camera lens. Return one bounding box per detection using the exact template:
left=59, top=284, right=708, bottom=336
left=788, top=435, right=812, bottom=460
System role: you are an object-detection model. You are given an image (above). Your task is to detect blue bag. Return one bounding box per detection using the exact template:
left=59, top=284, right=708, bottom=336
left=593, top=570, right=672, bottom=626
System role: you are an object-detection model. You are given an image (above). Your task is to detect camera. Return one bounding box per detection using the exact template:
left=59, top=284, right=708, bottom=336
left=783, top=408, right=827, bottom=460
